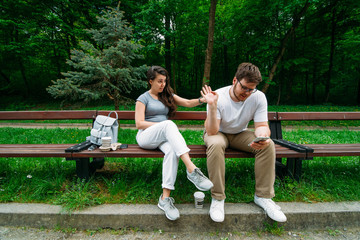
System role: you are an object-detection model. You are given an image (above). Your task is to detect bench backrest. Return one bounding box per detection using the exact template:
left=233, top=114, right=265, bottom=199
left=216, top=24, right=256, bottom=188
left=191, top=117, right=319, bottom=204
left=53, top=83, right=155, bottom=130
left=1, top=110, right=358, bottom=139
left=97, top=111, right=278, bottom=121
left=270, top=112, right=360, bottom=139
left=0, top=111, right=97, bottom=120
left=277, top=112, right=360, bottom=121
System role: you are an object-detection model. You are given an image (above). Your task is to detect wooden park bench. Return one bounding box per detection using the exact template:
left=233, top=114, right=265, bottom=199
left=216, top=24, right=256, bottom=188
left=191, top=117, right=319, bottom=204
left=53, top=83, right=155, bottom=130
left=270, top=111, right=360, bottom=180
left=0, top=110, right=359, bottom=181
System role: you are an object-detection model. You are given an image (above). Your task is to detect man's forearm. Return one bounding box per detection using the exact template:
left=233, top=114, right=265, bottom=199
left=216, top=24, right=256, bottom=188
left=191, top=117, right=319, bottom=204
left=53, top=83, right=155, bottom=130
left=254, top=125, right=270, bottom=137
left=205, top=104, right=219, bottom=135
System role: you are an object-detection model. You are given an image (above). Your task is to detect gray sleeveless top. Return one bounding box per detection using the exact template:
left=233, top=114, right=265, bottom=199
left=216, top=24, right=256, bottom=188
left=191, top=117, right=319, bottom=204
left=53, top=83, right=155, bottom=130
left=137, top=91, right=169, bottom=122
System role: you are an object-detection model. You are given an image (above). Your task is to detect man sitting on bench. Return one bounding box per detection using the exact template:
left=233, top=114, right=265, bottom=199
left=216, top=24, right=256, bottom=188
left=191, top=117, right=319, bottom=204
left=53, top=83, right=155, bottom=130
left=202, top=62, right=287, bottom=223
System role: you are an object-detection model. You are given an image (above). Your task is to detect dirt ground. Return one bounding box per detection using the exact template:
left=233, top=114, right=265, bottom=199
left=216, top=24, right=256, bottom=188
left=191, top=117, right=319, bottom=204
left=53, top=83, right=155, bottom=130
left=1, top=226, right=360, bottom=240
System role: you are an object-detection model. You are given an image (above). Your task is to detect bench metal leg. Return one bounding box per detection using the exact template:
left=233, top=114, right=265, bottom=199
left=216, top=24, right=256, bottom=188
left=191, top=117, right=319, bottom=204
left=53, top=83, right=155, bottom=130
left=275, top=159, right=287, bottom=179
left=286, top=158, right=295, bottom=176
left=89, top=158, right=105, bottom=173
left=293, top=158, right=303, bottom=182
left=286, top=158, right=305, bottom=181
left=75, top=158, right=91, bottom=180
left=67, top=158, right=105, bottom=180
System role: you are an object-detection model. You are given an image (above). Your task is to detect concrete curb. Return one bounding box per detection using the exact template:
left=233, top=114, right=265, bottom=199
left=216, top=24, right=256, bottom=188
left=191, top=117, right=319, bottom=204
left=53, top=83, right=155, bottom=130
left=1, top=202, right=359, bottom=232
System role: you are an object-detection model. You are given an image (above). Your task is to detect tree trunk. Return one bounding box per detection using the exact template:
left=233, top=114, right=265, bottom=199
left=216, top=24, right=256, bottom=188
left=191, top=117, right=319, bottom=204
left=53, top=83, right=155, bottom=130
left=357, top=68, right=360, bottom=105
left=113, top=89, right=119, bottom=110
left=193, top=46, right=198, bottom=90
left=276, top=65, right=284, bottom=105
left=172, top=30, right=177, bottom=94
left=165, top=12, right=172, bottom=81
left=172, top=64, right=177, bottom=94
left=14, top=29, right=30, bottom=97
left=276, top=84, right=281, bottom=105
left=285, top=34, right=296, bottom=102
left=303, top=16, right=309, bottom=105
left=276, top=71, right=282, bottom=105
left=53, top=46, right=62, bottom=78
left=305, top=71, right=309, bottom=105
left=0, top=70, right=10, bottom=84
left=202, top=0, right=217, bottom=86
left=114, top=100, right=119, bottom=110
left=223, top=35, right=229, bottom=84
left=325, top=6, right=336, bottom=102
left=312, top=63, right=317, bottom=104
left=19, top=60, right=30, bottom=97
left=262, top=0, right=310, bottom=93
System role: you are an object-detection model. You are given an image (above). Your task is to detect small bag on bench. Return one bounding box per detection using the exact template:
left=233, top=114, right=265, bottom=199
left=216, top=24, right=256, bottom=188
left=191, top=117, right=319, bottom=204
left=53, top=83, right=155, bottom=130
left=89, top=111, right=119, bottom=146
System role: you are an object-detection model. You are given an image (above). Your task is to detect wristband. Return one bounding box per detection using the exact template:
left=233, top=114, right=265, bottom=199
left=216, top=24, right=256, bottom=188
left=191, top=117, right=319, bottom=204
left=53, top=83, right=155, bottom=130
left=198, top=97, right=203, bottom=104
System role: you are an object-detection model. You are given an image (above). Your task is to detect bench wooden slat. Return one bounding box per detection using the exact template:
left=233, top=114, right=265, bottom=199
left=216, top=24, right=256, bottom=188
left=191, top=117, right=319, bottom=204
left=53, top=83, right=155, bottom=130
left=71, top=144, right=255, bottom=158
left=277, top=112, right=360, bottom=121
left=0, top=110, right=357, bottom=121
left=306, top=144, right=360, bottom=157
left=0, top=144, right=73, bottom=148
left=0, top=144, right=72, bottom=157
left=0, top=144, right=306, bottom=159
left=0, top=111, right=97, bottom=120
left=3, top=144, right=359, bottom=159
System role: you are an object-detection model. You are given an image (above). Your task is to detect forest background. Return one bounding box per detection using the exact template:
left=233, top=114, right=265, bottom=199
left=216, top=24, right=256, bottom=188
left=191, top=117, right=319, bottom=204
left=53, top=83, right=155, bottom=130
left=1, top=0, right=360, bottom=109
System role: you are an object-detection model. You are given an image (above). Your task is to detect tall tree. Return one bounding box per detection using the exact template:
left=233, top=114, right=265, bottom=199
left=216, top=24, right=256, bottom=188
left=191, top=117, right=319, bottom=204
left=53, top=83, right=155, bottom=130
left=47, top=5, right=147, bottom=109
left=324, top=5, right=336, bottom=102
left=202, top=0, right=217, bottom=86
left=0, top=0, right=117, bottom=99
left=2, top=0, right=359, bottom=105
left=261, top=0, right=310, bottom=94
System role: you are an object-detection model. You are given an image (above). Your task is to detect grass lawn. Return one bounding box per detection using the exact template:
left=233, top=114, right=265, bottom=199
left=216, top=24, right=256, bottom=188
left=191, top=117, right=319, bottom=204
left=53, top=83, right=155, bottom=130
left=0, top=127, right=359, bottom=212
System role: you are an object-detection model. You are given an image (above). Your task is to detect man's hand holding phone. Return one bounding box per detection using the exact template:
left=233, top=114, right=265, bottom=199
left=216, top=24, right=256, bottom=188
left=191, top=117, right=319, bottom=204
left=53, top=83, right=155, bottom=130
left=248, top=136, right=270, bottom=149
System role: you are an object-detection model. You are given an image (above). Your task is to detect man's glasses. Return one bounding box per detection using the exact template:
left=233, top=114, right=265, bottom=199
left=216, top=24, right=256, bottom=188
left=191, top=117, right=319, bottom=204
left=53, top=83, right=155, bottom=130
left=237, top=80, right=257, bottom=93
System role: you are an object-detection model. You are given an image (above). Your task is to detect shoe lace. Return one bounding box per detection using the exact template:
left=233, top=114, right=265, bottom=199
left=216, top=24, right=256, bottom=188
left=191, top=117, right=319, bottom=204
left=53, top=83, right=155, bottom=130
left=269, top=199, right=280, bottom=209
left=260, top=198, right=278, bottom=212
left=194, top=168, right=206, bottom=181
left=256, top=195, right=280, bottom=210
left=165, top=197, right=176, bottom=209
left=211, top=199, right=223, bottom=209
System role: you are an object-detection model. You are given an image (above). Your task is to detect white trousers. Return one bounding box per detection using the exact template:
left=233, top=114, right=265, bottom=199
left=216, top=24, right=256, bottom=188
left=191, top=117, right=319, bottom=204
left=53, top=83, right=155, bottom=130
left=136, top=120, right=190, bottom=190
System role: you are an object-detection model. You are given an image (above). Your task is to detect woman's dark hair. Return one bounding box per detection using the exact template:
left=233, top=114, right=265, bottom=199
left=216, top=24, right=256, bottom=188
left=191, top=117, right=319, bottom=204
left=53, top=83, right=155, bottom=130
left=147, top=66, right=177, bottom=117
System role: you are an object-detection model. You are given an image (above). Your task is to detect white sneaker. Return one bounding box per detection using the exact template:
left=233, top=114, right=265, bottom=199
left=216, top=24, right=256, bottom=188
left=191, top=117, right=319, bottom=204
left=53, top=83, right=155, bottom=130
left=209, top=198, right=225, bottom=222
left=254, top=194, right=281, bottom=210
left=254, top=195, right=287, bottom=222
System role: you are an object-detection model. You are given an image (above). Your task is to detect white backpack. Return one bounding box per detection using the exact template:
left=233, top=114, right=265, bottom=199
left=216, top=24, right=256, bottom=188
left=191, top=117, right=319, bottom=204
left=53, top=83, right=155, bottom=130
left=89, top=111, right=119, bottom=146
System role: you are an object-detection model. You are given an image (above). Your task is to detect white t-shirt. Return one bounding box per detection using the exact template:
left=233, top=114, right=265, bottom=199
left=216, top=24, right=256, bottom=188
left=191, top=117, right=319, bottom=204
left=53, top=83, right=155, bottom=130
left=207, top=86, right=268, bottom=134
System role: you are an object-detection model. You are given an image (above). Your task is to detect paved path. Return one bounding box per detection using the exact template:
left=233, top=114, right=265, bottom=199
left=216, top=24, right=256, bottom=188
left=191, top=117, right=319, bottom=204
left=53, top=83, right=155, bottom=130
left=1, top=225, right=360, bottom=239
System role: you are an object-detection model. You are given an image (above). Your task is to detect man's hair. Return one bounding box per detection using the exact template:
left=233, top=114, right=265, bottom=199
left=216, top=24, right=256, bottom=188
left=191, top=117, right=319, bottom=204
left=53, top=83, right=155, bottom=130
left=235, top=63, right=262, bottom=84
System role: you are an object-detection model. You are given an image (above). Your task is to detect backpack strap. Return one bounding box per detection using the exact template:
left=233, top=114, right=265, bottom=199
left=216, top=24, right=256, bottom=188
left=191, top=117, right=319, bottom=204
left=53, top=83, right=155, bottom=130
left=108, top=111, right=118, bottom=120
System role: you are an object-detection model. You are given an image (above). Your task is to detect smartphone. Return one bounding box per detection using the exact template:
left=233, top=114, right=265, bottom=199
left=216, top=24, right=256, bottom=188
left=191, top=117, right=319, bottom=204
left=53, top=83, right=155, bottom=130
left=248, top=137, right=270, bottom=146
left=253, top=137, right=270, bottom=143
left=120, top=144, right=128, bottom=149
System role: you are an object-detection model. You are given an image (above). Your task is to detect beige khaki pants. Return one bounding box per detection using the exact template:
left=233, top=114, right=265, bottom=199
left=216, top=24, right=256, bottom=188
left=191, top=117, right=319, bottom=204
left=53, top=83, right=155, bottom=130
left=204, top=130, right=275, bottom=200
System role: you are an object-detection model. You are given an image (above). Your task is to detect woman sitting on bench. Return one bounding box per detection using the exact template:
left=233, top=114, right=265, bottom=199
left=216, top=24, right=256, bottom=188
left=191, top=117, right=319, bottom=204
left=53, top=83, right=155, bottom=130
left=135, top=66, right=213, bottom=221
